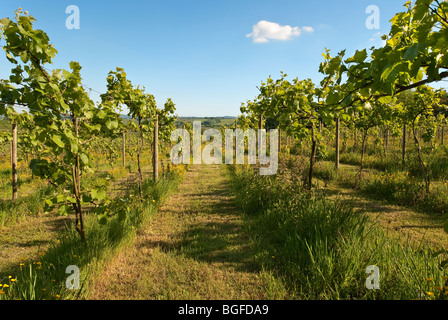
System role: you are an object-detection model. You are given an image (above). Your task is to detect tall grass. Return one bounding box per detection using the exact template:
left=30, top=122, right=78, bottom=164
left=0, top=186, right=53, bottom=226
left=229, top=165, right=448, bottom=300
left=0, top=170, right=182, bottom=300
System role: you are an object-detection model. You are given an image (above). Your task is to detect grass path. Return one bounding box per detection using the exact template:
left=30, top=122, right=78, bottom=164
left=89, top=164, right=285, bottom=300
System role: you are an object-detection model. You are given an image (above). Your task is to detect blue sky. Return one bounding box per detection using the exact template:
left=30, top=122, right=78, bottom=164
left=0, top=1, right=416, bottom=117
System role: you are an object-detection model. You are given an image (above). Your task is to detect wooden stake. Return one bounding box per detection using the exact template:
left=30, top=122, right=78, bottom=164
left=259, top=114, right=263, bottom=158
left=278, top=127, right=281, bottom=154
left=122, top=131, right=126, bottom=167
left=402, top=124, right=406, bottom=164
left=442, top=125, right=445, bottom=146
left=335, top=118, right=340, bottom=169
left=12, top=121, right=17, bottom=201
left=153, top=114, right=159, bottom=181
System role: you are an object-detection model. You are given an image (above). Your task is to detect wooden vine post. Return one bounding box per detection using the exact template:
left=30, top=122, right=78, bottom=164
left=278, top=128, right=281, bottom=154
left=122, top=130, right=126, bottom=167
left=137, top=115, right=143, bottom=198
left=12, top=121, right=17, bottom=201
left=153, top=114, right=159, bottom=181
left=72, top=116, right=85, bottom=241
left=258, top=114, right=263, bottom=163
left=402, top=124, right=406, bottom=164
left=335, top=118, right=340, bottom=169
left=442, top=125, right=445, bottom=146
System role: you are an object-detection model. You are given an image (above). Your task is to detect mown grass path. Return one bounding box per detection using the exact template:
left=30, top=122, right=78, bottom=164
left=90, top=165, right=284, bottom=300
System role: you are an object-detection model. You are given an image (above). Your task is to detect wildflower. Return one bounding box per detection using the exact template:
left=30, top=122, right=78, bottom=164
left=0, top=290, right=5, bottom=295
left=3, top=284, right=9, bottom=288
left=73, top=255, right=77, bottom=258
left=36, top=262, right=42, bottom=265
left=427, top=292, right=434, bottom=296
left=55, top=295, right=60, bottom=299
left=10, top=279, right=16, bottom=282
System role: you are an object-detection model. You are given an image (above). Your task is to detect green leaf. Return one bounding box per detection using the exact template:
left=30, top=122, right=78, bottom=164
left=52, top=134, right=65, bottom=148
left=58, top=204, right=71, bottom=216
left=67, top=196, right=77, bottom=204
left=82, top=194, right=92, bottom=203
left=80, top=153, right=89, bottom=164
left=96, top=109, right=107, bottom=119
left=403, top=44, right=421, bottom=61
left=59, top=96, right=69, bottom=111
left=91, top=188, right=106, bottom=201
left=378, top=96, right=393, bottom=104
left=56, top=194, right=66, bottom=203
left=70, top=141, right=78, bottom=154
left=0, top=17, right=11, bottom=26
left=62, top=69, right=72, bottom=80
left=326, top=92, right=341, bottom=105
left=106, top=120, right=118, bottom=130
left=345, top=49, right=367, bottom=64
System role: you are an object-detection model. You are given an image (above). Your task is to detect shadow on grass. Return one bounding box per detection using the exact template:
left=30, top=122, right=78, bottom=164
left=137, top=167, right=261, bottom=274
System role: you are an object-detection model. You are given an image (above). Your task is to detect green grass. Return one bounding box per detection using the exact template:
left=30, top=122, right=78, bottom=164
left=313, top=160, right=448, bottom=216
left=0, top=186, right=54, bottom=226
left=325, top=144, right=448, bottom=181
left=0, top=170, right=182, bottom=300
left=228, top=164, right=448, bottom=300
left=0, top=119, right=10, bottom=130
left=88, top=164, right=283, bottom=300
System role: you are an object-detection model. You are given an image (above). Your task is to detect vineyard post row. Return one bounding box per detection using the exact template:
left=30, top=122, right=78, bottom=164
left=3, top=120, right=163, bottom=202
left=6, top=113, right=444, bottom=203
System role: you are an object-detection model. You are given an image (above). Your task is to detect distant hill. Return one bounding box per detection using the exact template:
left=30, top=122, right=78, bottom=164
left=178, top=116, right=237, bottom=119
left=119, top=115, right=237, bottom=120
left=175, top=116, right=237, bottom=128
left=119, top=115, right=237, bottom=128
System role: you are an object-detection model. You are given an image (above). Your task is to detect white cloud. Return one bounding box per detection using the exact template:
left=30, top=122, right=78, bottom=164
left=302, top=26, right=314, bottom=33
left=246, top=20, right=313, bottom=43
